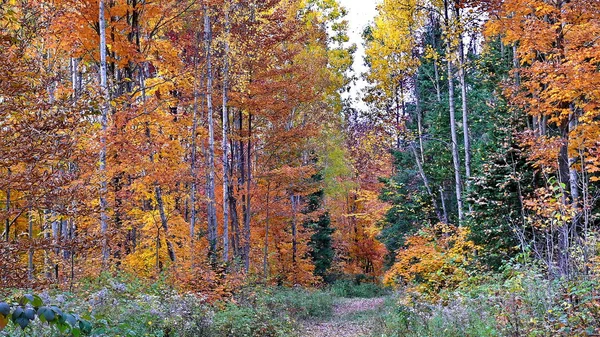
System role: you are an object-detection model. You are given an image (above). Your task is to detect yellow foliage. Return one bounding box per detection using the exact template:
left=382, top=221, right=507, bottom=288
left=384, top=224, right=479, bottom=298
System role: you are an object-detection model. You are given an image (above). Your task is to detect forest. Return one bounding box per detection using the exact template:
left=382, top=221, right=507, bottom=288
left=1, top=0, right=600, bottom=336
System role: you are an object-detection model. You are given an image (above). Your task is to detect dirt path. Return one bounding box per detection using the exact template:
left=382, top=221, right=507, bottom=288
left=302, top=297, right=387, bottom=337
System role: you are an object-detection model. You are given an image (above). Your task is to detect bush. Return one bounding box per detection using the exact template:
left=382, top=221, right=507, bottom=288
left=375, top=295, right=499, bottom=337
left=211, top=303, right=296, bottom=337
left=376, top=263, right=600, bottom=337
left=260, top=287, right=334, bottom=320
left=330, top=280, right=389, bottom=298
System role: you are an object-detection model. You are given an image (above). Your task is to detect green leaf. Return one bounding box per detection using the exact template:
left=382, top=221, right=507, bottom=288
left=79, top=320, right=92, bottom=334
left=57, top=322, right=69, bottom=333
left=19, top=294, right=34, bottom=306
left=31, top=295, right=43, bottom=308
left=39, top=307, right=55, bottom=322
left=72, top=327, right=81, bottom=337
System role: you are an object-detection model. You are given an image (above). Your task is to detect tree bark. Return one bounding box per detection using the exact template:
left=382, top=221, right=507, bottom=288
left=204, top=5, right=218, bottom=260
left=444, top=0, right=464, bottom=224
left=455, top=6, right=471, bottom=185
left=99, top=0, right=110, bottom=265
left=28, top=207, right=34, bottom=280
left=263, top=182, right=271, bottom=282
left=189, top=32, right=200, bottom=266
left=155, top=186, right=176, bottom=262
left=243, top=113, right=252, bottom=272
left=222, top=3, right=231, bottom=263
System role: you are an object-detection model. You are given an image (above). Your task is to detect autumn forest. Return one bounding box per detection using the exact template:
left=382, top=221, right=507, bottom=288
left=1, top=0, right=600, bottom=336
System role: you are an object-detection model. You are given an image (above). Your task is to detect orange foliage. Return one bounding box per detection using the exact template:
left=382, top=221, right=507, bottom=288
left=0, top=0, right=364, bottom=293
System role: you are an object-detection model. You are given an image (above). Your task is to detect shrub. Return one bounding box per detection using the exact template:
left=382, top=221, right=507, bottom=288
left=330, top=280, right=389, bottom=298
left=383, top=224, right=479, bottom=298
left=211, top=303, right=296, bottom=337
left=377, top=263, right=600, bottom=337
left=259, top=287, right=333, bottom=320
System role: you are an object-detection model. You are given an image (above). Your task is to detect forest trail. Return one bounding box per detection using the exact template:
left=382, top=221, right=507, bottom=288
left=302, top=297, right=387, bottom=337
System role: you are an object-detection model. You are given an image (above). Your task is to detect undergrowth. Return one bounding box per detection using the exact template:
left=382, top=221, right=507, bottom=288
left=375, top=263, right=600, bottom=337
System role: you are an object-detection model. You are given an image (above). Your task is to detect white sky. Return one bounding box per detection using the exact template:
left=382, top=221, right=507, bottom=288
left=338, top=0, right=380, bottom=111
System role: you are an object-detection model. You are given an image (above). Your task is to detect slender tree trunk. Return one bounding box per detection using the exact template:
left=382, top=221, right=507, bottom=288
left=568, top=114, right=580, bottom=204
left=28, top=207, right=34, bottom=280
left=395, top=85, right=402, bottom=150
left=291, top=195, right=298, bottom=266
left=456, top=8, right=471, bottom=184
left=236, top=109, right=245, bottom=262
left=439, top=186, right=449, bottom=224
left=155, top=186, right=176, bottom=262
left=434, top=61, right=442, bottom=103
left=411, top=145, right=444, bottom=223
left=204, top=6, right=218, bottom=260
left=444, top=0, right=464, bottom=224
left=222, top=4, right=231, bottom=262
left=568, top=112, right=580, bottom=270
left=415, top=86, right=425, bottom=163
left=138, top=60, right=177, bottom=265
left=447, top=58, right=464, bottom=223
left=263, top=182, right=271, bottom=282
left=99, top=0, right=110, bottom=265
left=4, top=185, right=9, bottom=242
left=512, top=44, right=520, bottom=86
left=558, top=121, right=571, bottom=276
left=411, top=77, right=444, bottom=223
left=190, top=31, right=201, bottom=267
left=243, top=113, right=252, bottom=272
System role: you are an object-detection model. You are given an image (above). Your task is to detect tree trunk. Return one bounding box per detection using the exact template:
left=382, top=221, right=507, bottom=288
left=138, top=58, right=176, bottom=265
left=263, top=183, right=271, bottom=282
left=99, top=0, right=110, bottom=265
left=190, top=31, right=201, bottom=267
left=222, top=4, right=231, bottom=263
left=28, top=207, right=34, bottom=280
left=155, top=186, right=176, bottom=262
left=455, top=7, right=471, bottom=185
left=4, top=186, right=9, bottom=242
left=444, top=0, right=464, bottom=224
left=243, top=113, right=252, bottom=272
left=291, top=195, right=298, bottom=265
left=433, top=60, right=442, bottom=103
left=204, top=6, right=218, bottom=260
left=411, top=145, right=444, bottom=224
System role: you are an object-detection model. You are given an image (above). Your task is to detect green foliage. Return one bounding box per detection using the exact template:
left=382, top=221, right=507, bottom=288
left=376, top=297, right=499, bottom=337
left=303, top=181, right=335, bottom=280
left=211, top=304, right=296, bottom=337
left=376, top=261, right=600, bottom=337
left=259, top=287, right=334, bottom=320
left=329, top=280, right=389, bottom=298
left=0, top=294, right=91, bottom=337
left=307, top=212, right=335, bottom=279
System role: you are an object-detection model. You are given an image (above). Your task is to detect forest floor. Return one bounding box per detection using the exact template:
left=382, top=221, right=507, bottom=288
left=301, top=297, right=387, bottom=337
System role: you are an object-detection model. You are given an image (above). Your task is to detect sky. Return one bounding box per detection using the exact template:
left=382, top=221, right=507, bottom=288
left=337, top=0, right=380, bottom=111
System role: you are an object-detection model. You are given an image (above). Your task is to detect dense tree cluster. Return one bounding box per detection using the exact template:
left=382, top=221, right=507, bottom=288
left=361, top=0, right=600, bottom=283
left=0, top=0, right=388, bottom=291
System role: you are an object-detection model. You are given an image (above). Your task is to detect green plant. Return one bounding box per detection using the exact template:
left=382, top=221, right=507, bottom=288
left=211, top=303, right=296, bottom=337
left=260, top=287, right=334, bottom=320
left=330, top=280, right=389, bottom=298
left=0, top=294, right=91, bottom=337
